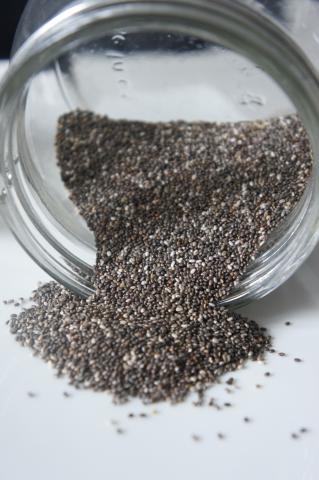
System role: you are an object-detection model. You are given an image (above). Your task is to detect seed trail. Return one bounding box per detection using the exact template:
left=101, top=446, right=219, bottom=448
left=8, top=112, right=312, bottom=404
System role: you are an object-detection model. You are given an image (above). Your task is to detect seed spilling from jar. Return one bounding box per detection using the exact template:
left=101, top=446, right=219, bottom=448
left=9, top=112, right=312, bottom=404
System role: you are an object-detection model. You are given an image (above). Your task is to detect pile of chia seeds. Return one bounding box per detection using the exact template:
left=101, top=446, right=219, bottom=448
left=9, top=112, right=312, bottom=403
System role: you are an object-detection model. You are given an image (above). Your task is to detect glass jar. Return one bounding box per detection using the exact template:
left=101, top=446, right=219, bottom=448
left=1, top=0, right=319, bottom=305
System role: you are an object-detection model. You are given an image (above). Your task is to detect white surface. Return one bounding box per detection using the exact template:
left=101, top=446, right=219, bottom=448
left=1, top=212, right=319, bottom=480
left=1, top=60, right=319, bottom=480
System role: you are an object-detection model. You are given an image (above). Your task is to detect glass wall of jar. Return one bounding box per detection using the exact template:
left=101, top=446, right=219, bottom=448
left=1, top=0, right=319, bottom=305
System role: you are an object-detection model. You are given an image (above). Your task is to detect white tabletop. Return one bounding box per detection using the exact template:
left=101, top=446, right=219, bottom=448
left=0, top=61, right=319, bottom=480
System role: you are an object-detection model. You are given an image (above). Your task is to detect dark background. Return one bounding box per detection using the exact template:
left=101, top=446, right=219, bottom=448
left=0, top=0, right=286, bottom=59
left=0, top=1, right=28, bottom=58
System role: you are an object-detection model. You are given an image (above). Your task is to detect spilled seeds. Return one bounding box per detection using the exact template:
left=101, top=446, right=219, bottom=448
left=9, top=111, right=312, bottom=404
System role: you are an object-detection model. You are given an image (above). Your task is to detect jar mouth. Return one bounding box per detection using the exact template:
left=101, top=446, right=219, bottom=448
left=1, top=0, right=319, bottom=304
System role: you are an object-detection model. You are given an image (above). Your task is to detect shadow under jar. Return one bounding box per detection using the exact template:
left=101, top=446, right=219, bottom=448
left=1, top=0, right=319, bottom=306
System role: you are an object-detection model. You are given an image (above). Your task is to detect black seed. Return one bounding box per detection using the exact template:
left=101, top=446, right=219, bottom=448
left=300, top=428, right=308, bottom=434
left=226, top=377, right=235, bottom=386
left=27, top=392, right=37, bottom=398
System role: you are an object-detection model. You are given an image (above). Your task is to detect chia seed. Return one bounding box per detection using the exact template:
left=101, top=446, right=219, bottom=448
left=27, top=392, right=37, bottom=398
left=8, top=112, right=312, bottom=404
left=226, top=378, right=235, bottom=386
left=300, top=428, right=308, bottom=434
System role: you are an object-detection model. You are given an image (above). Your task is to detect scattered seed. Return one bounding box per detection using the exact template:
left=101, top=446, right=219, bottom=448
left=116, top=428, right=125, bottom=435
left=192, top=434, right=202, bottom=442
left=294, top=358, right=302, bottom=363
left=224, top=402, right=232, bottom=407
left=243, top=417, right=251, bottom=423
left=264, top=372, right=272, bottom=377
left=285, top=322, right=292, bottom=326
left=256, top=384, right=263, bottom=389
left=63, top=391, right=72, bottom=398
left=278, top=352, right=287, bottom=357
left=226, top=378, right=235, bottom=386
left=291, top=433, right=299, bottom=440
left=27, top=392, right=37, bottom=398
left=300, top=428, right=308, bottom=434
left=217, top=433, right=226, bottom=440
